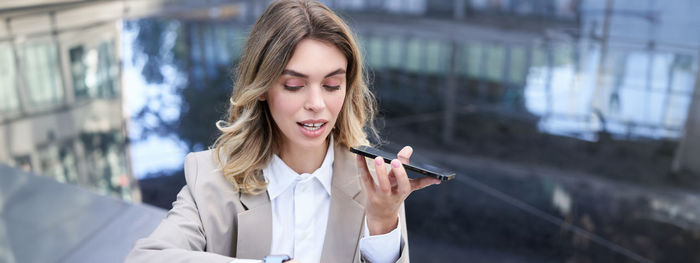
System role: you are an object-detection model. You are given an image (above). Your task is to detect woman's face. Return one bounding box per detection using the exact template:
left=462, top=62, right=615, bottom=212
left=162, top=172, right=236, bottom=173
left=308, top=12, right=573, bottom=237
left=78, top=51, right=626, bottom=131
left=265, top=38, right=347, bottom=152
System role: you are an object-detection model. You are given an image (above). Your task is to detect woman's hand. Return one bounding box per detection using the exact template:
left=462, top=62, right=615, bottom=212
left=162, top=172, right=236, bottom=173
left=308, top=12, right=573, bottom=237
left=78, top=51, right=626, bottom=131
left=356, top=146, right=441, bottom=235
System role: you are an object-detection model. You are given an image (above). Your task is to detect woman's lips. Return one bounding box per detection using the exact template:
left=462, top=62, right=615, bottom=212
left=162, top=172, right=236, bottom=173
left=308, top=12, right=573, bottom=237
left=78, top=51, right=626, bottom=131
left=297, top=122, right=327, bottom=138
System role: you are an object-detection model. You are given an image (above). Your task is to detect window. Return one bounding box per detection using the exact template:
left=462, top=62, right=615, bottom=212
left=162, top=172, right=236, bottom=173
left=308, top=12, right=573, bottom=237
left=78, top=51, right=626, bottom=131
left=96, top=40, right=118, bottom=97
left=20, top=42, right=64, bottom=107
left=79, top=39, right=118, bottom=99
left=70, top=46, right=88, bottom=99
left=0, top=43, right=19, bottom=113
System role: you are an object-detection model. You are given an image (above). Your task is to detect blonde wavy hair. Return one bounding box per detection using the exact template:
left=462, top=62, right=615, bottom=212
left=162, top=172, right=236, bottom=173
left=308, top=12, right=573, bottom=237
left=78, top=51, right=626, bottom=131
left=212, top=0, right=378, bottom=194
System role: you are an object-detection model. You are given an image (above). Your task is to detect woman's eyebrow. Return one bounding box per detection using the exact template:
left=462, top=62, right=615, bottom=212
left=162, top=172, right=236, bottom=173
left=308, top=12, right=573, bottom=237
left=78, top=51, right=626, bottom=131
left=281, top=68, right=346, bottom=78
left=282, top=69, right=307, bottom=78
left=324, top=69, right=346, bottom=78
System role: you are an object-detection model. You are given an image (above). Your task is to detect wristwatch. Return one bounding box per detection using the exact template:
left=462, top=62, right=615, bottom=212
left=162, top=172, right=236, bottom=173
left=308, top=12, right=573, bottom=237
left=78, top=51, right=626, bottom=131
left=263, top=254, right=291, bottom=263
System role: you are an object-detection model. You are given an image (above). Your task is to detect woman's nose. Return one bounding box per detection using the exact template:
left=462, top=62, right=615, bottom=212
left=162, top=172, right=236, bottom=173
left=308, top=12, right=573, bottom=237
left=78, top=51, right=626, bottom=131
left=304, top=86, right=325, bottom=112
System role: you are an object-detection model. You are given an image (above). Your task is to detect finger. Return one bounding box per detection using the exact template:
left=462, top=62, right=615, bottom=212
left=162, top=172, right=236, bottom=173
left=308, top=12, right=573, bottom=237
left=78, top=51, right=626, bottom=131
left=389, top=175, right=398, bottom=188
left=356, top=155, right=375, bottom=192
left=397, top=146, right=413, bottom=165
left=387, top=168, right=398, bottom=190
left=391, top=159, right=411, bottom=195
left=374, top=156, right=391, bottom=194
left=409, top=176, right=441, bottom=192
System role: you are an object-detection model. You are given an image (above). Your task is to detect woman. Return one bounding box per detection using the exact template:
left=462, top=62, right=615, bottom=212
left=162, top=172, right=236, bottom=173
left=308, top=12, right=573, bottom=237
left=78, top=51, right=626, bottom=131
left=126, top=1, right=439, bottom=262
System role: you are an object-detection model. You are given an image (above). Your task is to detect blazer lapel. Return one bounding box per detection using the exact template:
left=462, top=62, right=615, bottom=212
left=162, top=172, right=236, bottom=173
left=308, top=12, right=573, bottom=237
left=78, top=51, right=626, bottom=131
left=237, top=190, right=272, bottom=259
left=320, top=144, right=366, bottom=262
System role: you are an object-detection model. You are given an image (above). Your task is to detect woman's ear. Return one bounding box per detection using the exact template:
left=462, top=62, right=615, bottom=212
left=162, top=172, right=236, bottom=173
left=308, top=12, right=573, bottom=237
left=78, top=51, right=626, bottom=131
left=259, top=93, right=267, bottom=101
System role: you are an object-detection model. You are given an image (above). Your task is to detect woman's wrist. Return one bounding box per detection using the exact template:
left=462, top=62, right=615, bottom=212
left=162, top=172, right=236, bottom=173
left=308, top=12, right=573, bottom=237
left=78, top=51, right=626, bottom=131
left=366, top=214, right=399, bottom=235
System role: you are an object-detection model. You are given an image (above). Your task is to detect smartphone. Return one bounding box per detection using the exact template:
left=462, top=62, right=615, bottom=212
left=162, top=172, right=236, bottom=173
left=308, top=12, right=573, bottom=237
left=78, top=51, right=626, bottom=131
left=350, top=146, right=456, bottom=181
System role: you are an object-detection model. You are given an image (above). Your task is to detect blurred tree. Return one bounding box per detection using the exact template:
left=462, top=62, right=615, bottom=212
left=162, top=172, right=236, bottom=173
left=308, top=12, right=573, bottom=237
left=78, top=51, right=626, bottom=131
left=127, top=18, right=234, bottom=153
left=176, top=64, right=232, bottom=152
left=125, top=19, right=173, bottom=84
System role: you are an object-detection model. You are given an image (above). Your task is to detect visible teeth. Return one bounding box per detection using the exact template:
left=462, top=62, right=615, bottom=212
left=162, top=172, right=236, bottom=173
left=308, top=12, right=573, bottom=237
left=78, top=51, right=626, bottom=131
left=301, top=122, right=324, bottom=131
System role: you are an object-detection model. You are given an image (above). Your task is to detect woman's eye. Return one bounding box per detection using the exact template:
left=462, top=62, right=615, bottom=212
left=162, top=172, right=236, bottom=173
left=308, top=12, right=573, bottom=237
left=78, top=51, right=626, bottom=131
left=284, top=85, right=303, bottom=91
left=324, top=85, right=341, bottom=91
left=323, top=78, right=341, bottom=91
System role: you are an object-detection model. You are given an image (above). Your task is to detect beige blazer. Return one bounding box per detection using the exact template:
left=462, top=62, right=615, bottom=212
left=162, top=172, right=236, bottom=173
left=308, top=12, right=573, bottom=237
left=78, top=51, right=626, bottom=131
left=125, top=143, right=409, bottom=263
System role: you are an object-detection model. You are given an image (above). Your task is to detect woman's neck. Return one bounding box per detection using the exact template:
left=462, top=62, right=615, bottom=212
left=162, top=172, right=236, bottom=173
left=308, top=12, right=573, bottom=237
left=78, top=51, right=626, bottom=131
left=278, top=138, right=329, bottom=175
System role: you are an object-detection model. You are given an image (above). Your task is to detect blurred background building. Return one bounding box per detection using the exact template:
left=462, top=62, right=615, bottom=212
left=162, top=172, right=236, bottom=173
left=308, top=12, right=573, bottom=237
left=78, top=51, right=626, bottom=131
left=2, top=0, right=700, bottom=262
left=0, top=0, right=134, bottom=201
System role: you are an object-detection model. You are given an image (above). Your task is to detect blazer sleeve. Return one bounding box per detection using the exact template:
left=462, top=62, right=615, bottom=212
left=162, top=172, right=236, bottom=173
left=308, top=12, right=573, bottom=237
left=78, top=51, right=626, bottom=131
left=124, top=154, right=235, bottom=263
left=396, top=202, right=410, bottom=263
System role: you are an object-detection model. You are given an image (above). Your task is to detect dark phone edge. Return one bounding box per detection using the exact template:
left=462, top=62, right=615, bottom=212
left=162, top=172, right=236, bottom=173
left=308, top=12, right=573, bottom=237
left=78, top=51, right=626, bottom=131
left=349, top=147, right=455, bottom=181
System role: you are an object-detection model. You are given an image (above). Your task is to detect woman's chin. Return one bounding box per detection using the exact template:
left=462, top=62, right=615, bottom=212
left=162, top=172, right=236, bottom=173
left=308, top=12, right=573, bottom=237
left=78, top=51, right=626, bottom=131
left=293, top=133, right=331, bottom=149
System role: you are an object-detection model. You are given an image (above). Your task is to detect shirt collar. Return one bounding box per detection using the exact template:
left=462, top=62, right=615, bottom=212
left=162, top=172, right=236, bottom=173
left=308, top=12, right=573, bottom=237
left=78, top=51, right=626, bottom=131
left=264, top=136, right=335, bottom=200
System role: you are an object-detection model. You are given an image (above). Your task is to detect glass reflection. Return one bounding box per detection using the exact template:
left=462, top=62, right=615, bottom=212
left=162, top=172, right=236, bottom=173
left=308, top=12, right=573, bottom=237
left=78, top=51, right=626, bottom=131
left=0, top=5, right=136, bottom=201
left=2, top=0, right=700, bottom=262
left=20, top=42, right=64, bottom=107
left=0, top=43, right=19, bottom=113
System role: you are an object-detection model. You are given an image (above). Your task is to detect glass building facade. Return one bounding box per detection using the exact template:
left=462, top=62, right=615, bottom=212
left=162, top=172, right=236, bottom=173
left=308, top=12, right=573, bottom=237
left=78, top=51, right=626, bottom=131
left=3, top=0, right=700, bottom=262
left=0, top=2, right=136, bottom=201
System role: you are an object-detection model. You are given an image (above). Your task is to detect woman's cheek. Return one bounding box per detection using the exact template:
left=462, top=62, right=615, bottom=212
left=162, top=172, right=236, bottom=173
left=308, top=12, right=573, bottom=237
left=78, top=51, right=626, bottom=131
left=331, top=93, right=346, bottom=117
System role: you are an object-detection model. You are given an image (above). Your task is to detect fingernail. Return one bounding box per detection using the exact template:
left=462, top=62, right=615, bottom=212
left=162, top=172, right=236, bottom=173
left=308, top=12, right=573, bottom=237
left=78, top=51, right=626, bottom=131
left=374, top=157, right=383, bottom=165
left=357, top=155, right=362, bottom=161
left=391, top=160, right=400, bottom=168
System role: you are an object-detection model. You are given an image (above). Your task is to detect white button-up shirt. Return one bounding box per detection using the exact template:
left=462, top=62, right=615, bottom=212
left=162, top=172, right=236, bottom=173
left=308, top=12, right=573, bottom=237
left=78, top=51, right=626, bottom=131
left=231, top=137, right=400, bottom=263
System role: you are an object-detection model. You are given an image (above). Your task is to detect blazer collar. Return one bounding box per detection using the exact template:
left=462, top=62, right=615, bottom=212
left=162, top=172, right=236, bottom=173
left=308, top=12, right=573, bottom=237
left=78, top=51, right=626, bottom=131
left=320, top=142, right=365, bottom=262
left=329, top=142, right=362, bottom=198
left=237, top=189, right=272, bottom=259
left=236, top=142, right=365, bottom=261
